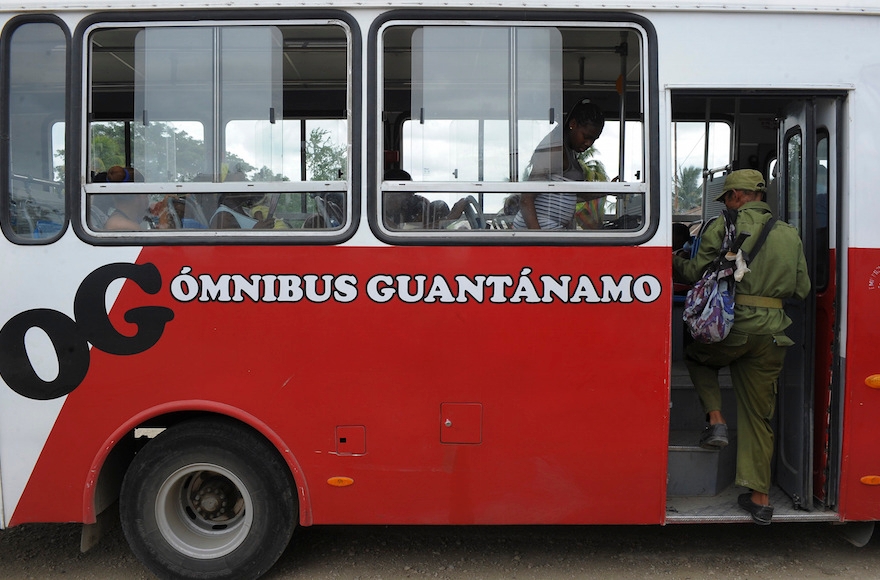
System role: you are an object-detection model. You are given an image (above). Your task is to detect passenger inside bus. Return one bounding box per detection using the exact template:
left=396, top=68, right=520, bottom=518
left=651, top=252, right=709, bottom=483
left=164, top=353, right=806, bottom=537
left=383, top=169, right=482, bottom=229
left=672, top=222, right=692, bottom=257
left=93, top=165, right=144, bottom=183
left=513, top=99, right=606, bottom=230
left=673, top=169, right=811, bottom=525
left=383, top=169, right=427, bottom=228
left=104, top=193, right=152, bottom=230
left=210, top=192, right=277, bottom=229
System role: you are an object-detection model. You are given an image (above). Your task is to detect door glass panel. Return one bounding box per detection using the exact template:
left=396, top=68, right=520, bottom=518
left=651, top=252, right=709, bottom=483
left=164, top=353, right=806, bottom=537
left=6, top=22, right=67, bottom=240
left=816, top=131, right=830, bottom=290
left=785, top=130, right=803, bottom=234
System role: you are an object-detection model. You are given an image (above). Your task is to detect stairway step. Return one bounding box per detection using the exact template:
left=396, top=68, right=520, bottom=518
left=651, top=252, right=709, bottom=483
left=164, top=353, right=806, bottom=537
left=668, top=429, right=737, bottom=497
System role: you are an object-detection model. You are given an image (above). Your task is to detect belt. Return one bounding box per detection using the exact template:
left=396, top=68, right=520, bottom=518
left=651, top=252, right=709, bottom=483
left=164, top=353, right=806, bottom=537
left=736, top=294, right=784, bottom=309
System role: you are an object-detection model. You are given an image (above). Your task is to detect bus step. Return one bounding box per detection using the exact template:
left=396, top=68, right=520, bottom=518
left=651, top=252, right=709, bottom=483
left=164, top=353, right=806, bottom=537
left=667, top=429, right=737, bottom=497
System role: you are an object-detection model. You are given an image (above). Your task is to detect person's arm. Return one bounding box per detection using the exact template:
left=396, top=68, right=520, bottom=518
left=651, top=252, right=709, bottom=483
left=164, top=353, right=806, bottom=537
left=518, top=193, right=541, bottom=229
left=446, top=197, right=469, bottom=220
left=673, top=218, right=723, bottom=283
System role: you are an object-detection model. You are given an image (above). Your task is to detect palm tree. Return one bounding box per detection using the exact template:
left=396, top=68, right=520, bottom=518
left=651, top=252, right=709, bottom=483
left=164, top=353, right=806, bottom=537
left=578, top=146, right=609, bottom=182
left=674, top=165, right=703, bottom=211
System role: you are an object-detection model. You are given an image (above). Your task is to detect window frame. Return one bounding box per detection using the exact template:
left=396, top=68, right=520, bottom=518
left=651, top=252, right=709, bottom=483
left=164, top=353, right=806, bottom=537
left=369, top=10, right=659, bottom=246
left=71, top=9, right=361, bottom=245
left=1, top=15, right=71, bottom=245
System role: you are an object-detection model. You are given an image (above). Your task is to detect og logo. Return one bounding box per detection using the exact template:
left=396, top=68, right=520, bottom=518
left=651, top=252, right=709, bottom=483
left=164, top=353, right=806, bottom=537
left=0, top=263, right=174, bottom=400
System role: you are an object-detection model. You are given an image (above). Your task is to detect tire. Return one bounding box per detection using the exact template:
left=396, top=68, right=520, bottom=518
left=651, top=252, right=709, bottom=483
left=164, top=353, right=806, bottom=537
left=120, top=418, right=297, bottom=580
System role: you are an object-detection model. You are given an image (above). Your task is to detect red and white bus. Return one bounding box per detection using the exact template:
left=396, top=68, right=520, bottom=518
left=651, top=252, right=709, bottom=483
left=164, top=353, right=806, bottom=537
left=1, top=0, right=879, bottom=578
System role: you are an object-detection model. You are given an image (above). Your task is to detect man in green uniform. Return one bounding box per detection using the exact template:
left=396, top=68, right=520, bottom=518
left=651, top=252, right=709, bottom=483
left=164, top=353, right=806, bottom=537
left=673, top=169, right=811, bottom=525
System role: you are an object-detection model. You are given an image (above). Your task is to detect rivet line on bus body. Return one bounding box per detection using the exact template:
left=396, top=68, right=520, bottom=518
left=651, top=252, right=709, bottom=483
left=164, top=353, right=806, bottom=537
left=327, top=477, right=354, bottom=487
left=865, top=374, right=880, bottom=389
left=860, top=476, right=880, bottom=486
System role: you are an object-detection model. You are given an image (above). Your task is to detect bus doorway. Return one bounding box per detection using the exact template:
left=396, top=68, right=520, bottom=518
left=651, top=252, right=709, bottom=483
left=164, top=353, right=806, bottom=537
left=667, top=91, right=841, bottom=523
left=776, top=97, right=842, bottom=512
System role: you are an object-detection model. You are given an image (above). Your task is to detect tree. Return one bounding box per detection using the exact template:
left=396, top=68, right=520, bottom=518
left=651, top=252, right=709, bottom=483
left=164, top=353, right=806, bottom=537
left=674, top=165, right=703, bottom=211
left=251, top=166, right=289, bottom=182
left=578, top=146, right=609, bottom=182
left=59, top=121, right=261, bottom=183
left=306, top=127, right=347, bottom=181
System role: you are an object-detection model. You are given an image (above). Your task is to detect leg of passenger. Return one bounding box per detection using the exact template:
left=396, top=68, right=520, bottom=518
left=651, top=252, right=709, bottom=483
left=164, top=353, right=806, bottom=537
left=684, top=341, right=730, bottom=417
left=728, top=334, right=786, bottom=496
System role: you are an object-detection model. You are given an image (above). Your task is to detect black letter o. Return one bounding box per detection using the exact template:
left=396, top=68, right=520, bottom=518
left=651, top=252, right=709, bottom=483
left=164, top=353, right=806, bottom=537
left=0, top=309, right=90, bottom=400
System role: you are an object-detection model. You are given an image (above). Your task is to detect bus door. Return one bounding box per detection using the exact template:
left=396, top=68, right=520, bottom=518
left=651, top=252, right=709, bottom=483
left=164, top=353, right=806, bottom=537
left=776, top=97, right=840, bottom=510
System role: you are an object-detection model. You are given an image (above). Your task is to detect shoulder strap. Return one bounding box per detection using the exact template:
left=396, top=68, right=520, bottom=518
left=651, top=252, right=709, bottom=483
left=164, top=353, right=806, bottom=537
left=744, top=216, right=777, bottom=265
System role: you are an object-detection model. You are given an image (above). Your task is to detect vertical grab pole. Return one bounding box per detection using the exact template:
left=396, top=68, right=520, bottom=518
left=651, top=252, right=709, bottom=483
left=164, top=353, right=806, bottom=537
left=509, top=28, right=519, bottom=183
left=617, top=31, right=628, bottom=183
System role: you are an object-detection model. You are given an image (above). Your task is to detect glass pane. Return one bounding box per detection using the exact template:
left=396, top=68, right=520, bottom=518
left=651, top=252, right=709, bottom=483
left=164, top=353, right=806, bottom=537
left=225, top=119, right=297, bottom=182
left=8, top=22, right=67, bottom=240
left=817, top=133, right=829, bottom=230
left=412, top=27, right=510, bottom=122
left=388, top=23, right=644, bottom=233
left=816, top=132, right=829, bottom=289
left=134, top=27, right=213, bottom=182
left=409, top=26, right=562, bottom=184
left=224, top=118, right=347, bottom=183
left=671, top=121, right=731, bottom=214
left=786, top=131, right=803, bottom=234
left=87, top=22, right=350, bottom=234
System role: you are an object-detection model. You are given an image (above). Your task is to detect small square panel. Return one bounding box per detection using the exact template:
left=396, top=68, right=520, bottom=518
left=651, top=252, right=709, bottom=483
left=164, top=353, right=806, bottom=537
left=336, top=425, right=366, bottom=455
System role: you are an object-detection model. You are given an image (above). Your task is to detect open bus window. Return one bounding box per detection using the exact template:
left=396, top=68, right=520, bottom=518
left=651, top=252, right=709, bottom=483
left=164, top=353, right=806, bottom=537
left=3, top=21, right=67, bottom=242
left=671, top=120, right=732, bottom=234
left=84, top=22, right=350, bottom=236
left=380, top=22, right=647, bottom=235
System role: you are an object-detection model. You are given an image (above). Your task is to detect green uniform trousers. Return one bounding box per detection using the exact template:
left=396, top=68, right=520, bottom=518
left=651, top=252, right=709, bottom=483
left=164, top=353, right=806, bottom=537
left=685, top=332, right=789, bottom=495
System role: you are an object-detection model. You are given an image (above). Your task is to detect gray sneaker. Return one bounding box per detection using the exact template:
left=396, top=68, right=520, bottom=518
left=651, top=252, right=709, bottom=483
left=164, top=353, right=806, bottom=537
left=699, top=423, right=729, bottom=449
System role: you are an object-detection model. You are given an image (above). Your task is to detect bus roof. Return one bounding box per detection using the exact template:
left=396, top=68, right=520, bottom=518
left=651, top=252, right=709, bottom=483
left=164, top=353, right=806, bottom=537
left=3, top=0, right=879, bottom=16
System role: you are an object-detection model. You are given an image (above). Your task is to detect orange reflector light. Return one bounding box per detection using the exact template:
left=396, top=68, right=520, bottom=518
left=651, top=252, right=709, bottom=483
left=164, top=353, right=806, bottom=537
left=327, top=476, right=354, bottom=487
left=860, top=476, right=880, bottom=486
left=866, top=375, right=880, bottom=389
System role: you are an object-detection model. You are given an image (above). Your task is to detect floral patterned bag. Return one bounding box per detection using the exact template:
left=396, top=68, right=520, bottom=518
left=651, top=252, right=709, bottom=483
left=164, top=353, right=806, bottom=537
left=682, top=210, right=778, bottom=343
left=683, top=210, right=740, bottom=343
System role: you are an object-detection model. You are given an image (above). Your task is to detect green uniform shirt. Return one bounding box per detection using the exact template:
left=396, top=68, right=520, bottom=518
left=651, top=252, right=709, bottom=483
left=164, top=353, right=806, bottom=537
left=673, top=201, right=811, bottom=335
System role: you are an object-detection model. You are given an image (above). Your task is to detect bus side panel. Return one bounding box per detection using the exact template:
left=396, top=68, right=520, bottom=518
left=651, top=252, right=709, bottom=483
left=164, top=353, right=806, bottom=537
left=9, top=244, right=670, bottom=526
left=839, top=246, right=880, bottom=521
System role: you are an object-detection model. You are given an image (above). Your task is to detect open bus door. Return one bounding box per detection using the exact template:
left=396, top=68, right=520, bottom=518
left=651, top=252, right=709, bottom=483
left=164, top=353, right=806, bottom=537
left=775, top=97, right=840, bottom=511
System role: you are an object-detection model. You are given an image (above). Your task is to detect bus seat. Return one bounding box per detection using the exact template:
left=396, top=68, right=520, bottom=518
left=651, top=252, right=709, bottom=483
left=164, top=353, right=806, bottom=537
left=34, top=220, right=63, bottom=238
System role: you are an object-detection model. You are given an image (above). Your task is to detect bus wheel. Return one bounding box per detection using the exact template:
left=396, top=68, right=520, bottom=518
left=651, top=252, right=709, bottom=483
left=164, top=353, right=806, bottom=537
left=119, top=418, right=297, bottom=580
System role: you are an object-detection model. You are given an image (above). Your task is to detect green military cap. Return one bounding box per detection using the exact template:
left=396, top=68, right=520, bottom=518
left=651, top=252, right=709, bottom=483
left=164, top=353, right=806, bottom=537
left=715, top=169, right=767, bottom=202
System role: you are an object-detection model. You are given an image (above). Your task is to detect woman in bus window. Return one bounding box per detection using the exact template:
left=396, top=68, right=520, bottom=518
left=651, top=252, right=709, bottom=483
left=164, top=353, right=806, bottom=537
left=513, top=99, right=605, bottom=230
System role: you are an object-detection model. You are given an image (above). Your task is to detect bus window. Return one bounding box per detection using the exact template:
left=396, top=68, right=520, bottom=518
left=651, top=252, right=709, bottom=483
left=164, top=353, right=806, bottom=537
left=671, top=121, right=731, bottom=220
left=84, top=22, right=351, bottom=235
left=785, top=129, right=803, bottom=234
left=3, top=20, right=68, bottom=242
left=381, top=22, right=647, bottom=235
left=816, top=130, right=830, bottom=291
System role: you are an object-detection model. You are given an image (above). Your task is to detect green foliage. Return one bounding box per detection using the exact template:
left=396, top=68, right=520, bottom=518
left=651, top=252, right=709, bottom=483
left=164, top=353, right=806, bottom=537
left=674, top=165, right=703, bottom=211
left=59, top=122, right=347, bottom=226
left=578, top=146, right=608, bottom=182
left=306, top=127, right=347, bottom=181
left=251, top=166, right=289, bottom=182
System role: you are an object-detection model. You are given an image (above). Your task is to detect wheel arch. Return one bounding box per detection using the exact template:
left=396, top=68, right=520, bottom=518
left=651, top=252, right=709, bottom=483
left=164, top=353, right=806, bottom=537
left=84, top=401, right=312, bottom=526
